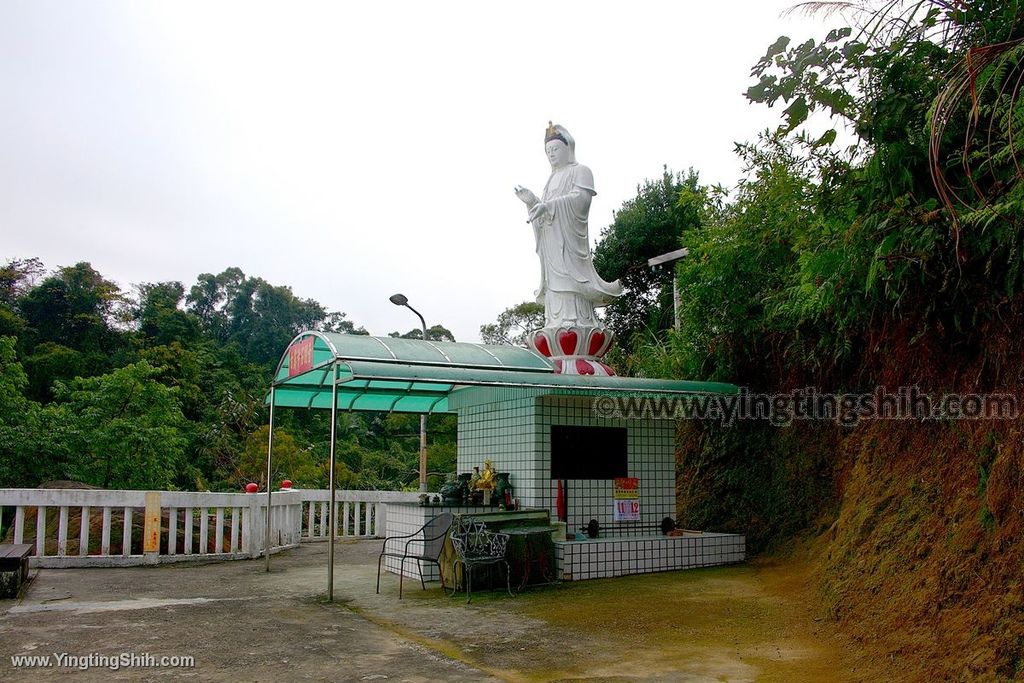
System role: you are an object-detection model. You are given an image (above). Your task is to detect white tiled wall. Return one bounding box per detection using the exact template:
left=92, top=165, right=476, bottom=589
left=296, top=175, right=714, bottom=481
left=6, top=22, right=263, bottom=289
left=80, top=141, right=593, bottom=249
left=448, top=387, right=747, bottom=584
left=554, top=533, right=746, bottom=581
left=453, top=388, right=676, bottom=536
left=454, top=390, right=540, bottom=507
left=536, top=395, right=676, bottom=536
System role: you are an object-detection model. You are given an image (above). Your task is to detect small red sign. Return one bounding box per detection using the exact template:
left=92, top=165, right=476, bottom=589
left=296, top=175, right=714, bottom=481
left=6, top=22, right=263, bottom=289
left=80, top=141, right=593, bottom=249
left=288, top=337, right=314, bottom=377
left=613, top=477, right=639, bottom=497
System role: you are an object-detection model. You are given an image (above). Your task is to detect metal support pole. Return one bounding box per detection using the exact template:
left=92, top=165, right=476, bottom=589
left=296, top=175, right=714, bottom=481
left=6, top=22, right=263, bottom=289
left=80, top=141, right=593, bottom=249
left=389, top=294, right=430, bottom=492
left=417, top=314, right=428, bottom=492
left=264, top=386, right=276, bottom=572
left=327, top=363, right=339, bottom=601
left=418, top=414, right=428, bottom=492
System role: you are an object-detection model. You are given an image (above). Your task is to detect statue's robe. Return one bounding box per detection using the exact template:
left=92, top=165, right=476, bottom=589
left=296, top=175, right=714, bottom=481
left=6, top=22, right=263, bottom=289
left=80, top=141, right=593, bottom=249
left=532, top=162, right=622, bottom=327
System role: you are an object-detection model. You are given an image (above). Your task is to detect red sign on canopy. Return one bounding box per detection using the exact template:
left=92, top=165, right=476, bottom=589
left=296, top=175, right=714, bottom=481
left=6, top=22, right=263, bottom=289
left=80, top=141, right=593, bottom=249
left=288, top=337, right=314, bottom=377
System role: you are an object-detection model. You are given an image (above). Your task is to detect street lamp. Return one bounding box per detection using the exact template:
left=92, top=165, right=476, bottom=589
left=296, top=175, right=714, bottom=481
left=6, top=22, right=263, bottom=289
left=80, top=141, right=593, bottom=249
left=647, top=248, right=689, bottom=331
left=390, top=292, right=429, bottom=492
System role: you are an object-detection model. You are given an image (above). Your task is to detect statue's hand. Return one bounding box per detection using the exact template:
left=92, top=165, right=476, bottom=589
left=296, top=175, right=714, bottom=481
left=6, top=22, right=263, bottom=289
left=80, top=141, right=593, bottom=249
left=514, top=185, right=539, bottom=208
left=528, top=201, right=549, bottom=223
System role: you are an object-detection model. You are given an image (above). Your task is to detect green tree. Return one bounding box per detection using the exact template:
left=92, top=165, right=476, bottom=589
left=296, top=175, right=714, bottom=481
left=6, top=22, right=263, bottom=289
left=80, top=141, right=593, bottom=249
left=236, top=425, right=326, bottom=489
left=185, top=268, right=329, bottom=365
left=200, top=385, right=265, bottom=490
left=0, top=337, right=46, bottom=486
left=185, top=267, right=245, bottom=339
left=389, top=325, right=456, bottom=342
left=0, top=257, right=44, bottom=307
left=19, top=262, right=125, bottom=354
left=54, top=361, right=187, bottom=489
left=593, top=169, right=709, bottom=353
left=134, top=281, right=201, bottom=346
left=0, top=307, right=27, bottom=340
left=22, top=342, right=86, bottom=402
left=322, top=311, right=368, bottom=335
left=479, top=301, right=544, bottom=346
left=0, top=258, right=42, bottom=340
left=745, top=1, right=1024, bottom=326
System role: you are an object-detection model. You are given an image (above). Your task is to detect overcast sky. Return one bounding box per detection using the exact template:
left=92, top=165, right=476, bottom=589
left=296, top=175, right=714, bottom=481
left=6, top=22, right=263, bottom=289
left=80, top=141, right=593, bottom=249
left=1, top=1, right=832, bottom=343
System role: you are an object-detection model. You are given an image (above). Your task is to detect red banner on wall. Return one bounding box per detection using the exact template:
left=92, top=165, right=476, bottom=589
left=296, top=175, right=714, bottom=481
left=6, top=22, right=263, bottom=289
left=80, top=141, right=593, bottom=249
left=288, top=337, right=314, bottom=377
left=613, top=477, right=639, bottom=498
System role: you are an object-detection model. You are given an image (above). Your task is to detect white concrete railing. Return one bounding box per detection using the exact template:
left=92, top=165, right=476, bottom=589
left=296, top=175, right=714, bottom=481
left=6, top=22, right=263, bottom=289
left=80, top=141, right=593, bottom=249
left=0, top=488, right=420, bottom=568
left=296, top=489, right=421, bottom=542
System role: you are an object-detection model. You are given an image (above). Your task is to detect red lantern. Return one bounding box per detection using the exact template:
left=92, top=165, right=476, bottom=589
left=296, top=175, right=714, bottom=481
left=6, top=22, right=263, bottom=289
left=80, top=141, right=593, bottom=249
left=245, top=483, right=259, bottom=493
left=281, top=479, right=292, bottom=490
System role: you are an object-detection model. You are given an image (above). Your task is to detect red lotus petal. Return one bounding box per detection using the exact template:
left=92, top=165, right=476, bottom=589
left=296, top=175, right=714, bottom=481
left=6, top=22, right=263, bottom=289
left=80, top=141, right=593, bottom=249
left=558, top=329, right=578, bottom=355
left=575, top=359, right=595, bottom=375
left=587, top=329, right=606, bottom=356
left=534, top=333, right=551, bottom=357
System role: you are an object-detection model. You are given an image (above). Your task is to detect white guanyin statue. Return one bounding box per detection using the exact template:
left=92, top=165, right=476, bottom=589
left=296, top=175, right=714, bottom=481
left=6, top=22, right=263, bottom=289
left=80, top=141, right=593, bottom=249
left=515, top=122, right=621, bottom=376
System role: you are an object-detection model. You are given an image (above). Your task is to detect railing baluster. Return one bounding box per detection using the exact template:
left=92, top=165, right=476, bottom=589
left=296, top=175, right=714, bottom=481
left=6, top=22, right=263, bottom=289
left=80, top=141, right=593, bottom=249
left=240, top=504, right=250, bottom=554
left=199, top=506, right=208, bottom=555
left=183, top=507, right=193, bottom=554
left=306, top=501, right=314, bottom=540
left=122, top=507, right=132, bottom=556
left=35, top=506, right=46, bottom=556
left=215, top=507, right=224, bottom=553
left=101, top=507, right=111, bottom=555
left=14, top=506, right=25, bottom=544
left=79, top=506, right=90, bottom=556
left=342, top=501, right=349, bottom=538
left=168, top=507, right=178, bottom=555
left=230, top=507, right=239, bottom=552
left=319, top=502, right=327, bottom=537
left=376, top=502, right=386, bottom=538
left=57, top=506, right=69, bottom=556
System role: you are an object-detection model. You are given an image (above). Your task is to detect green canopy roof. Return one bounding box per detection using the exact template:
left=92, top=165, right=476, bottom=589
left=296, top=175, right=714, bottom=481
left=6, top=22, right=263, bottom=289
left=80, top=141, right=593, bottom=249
left=268, top=331, right=736, bottom=413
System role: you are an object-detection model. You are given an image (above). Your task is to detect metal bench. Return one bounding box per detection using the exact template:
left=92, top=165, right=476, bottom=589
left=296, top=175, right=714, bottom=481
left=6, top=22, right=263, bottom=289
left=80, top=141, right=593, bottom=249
left=446, top=517, right=513, bottom=604
left=0, top=544, right=33, bottom=599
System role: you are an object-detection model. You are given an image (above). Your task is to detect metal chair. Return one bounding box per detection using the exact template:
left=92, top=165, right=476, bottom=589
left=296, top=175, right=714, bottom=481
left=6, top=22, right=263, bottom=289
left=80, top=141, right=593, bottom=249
left=447, top=516, right=513, bottom=603
left=376, top=512, right=453, bottom=599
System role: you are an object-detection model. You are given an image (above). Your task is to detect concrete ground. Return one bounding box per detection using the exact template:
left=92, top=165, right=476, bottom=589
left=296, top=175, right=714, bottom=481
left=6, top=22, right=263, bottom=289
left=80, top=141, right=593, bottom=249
left=0, top=541, right=886, bottom=682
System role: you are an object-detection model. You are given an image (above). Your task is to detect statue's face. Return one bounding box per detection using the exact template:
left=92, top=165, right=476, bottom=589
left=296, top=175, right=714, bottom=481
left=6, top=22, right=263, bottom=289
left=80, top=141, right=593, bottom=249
left=545, top=140, right=570, bottom=168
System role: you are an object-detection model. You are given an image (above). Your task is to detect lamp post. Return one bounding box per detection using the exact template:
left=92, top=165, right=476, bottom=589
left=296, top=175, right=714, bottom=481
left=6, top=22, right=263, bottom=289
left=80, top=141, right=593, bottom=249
left=389, top=293, right=429, bottom=492
left=647, top=248, right=689, bottom=331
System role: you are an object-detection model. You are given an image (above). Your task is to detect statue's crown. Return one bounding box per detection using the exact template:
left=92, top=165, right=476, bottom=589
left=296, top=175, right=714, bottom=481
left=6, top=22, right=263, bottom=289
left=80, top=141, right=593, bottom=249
left=545, top=121, right=568, bottom=145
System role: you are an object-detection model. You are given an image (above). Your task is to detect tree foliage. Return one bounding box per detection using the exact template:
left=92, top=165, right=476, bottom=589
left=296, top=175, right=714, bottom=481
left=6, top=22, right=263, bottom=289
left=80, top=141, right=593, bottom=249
left=593, top=168, right=709, bottom=355
left=185, top=268, right=329, bottom=364
left=0, top=260, right=456, bottom=491
left=389, top=325, right=456, bottom=342
left=586, top=2, right=1024, bottom=576
left=479, top=301, right=544, bottom=346
left=601, top=0, right=1024, bottom=388
left=53, top=361, right=187, bottom=490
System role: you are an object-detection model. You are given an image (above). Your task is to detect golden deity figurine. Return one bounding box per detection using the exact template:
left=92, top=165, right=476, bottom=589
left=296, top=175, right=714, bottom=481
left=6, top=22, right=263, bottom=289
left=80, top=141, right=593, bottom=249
left=476, top=459, right=497, bottom=490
